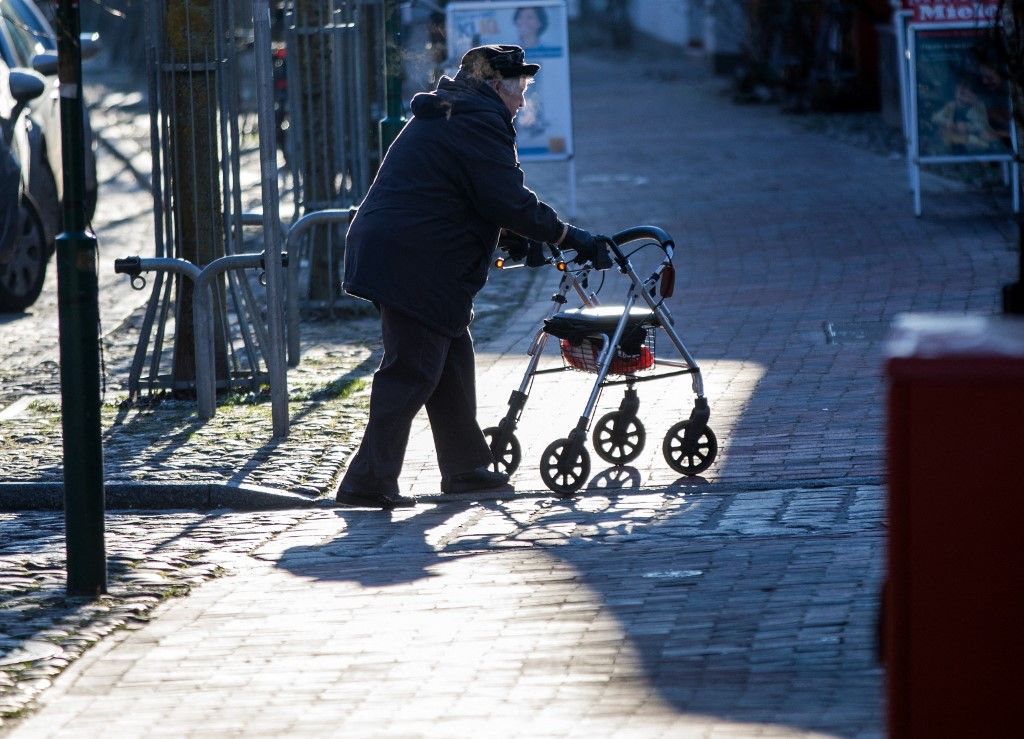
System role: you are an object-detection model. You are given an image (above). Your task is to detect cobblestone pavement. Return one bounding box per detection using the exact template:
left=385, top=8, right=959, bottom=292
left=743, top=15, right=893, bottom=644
left=1, top=41, right=1018, bottom=737
left=6, top=486, right=883, bottom=737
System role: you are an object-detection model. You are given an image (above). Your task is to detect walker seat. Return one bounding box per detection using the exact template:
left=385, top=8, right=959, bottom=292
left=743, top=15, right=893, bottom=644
left=543, top=306, right=658, bottom=339
left=545, top=306, right=659, bottom=375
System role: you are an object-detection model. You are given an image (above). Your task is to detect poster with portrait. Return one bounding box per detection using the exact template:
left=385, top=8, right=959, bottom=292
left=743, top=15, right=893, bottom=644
left=911, top=25, right=1011, bottom=159
left=446, top=0, right=573, bottom=161
left=900, top=19, right=1019, bottom=215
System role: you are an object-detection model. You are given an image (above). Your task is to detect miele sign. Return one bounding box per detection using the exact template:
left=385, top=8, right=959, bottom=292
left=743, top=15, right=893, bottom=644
left=902, top=1, right=999, bottom=23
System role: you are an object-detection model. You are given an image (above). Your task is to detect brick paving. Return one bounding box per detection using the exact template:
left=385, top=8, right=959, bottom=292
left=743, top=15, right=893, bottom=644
left=1, top=42, right=1018, bottom=738
left=8, top=488, right=883, bottom=738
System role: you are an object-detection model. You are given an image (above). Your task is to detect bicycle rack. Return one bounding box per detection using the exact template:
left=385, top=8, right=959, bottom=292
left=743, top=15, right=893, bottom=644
left=114, top=249, right=288, bottom=432
left=113, top=1, right=291, bottom=438
left=282, top=207, right=358, bottom=366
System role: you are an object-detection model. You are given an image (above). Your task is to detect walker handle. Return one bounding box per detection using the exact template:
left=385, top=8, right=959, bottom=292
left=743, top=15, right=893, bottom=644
left=608, top=225, right=676, bottom=297
left=609, top=225, right=674, bottom=260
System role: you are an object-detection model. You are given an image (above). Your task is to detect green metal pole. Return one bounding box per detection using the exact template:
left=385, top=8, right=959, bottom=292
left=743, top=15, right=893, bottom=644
left=379, top=0, right=406, bottom=158
left=55, top=0, right=106, bottom=597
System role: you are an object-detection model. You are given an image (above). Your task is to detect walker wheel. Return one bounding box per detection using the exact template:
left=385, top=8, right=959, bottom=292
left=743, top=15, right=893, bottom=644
left=592, top=411, right=646, bottom=465
left=662, top=420, right=718, bottom=476
left=483, top=426, right=521, bottom=475
left=539, top=438, right=591, bottom=496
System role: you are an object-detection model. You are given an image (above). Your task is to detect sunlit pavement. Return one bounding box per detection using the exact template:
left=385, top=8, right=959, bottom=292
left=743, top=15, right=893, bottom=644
left=5, top=43, right=1018, bottom=738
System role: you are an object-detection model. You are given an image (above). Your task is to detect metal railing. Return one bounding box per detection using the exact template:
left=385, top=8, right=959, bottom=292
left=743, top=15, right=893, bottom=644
left=279, top=0, right=380, bottom=321
left=114, top=0, right=291, bottom=436
left=282, top=207, right=357, bottom=366
left=112, top=0, right=400, bottom=430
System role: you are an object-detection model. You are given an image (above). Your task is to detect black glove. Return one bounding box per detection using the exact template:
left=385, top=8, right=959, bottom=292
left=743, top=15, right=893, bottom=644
left=497, top=229, right=530, bottom=261
left=563, top=225, right=613, bottom=270
left=562, top=225, right=596, bottom=263
left=525, top=240, right=548, bottom=268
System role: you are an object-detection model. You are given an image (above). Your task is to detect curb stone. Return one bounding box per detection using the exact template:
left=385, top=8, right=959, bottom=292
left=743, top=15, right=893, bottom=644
left=0, top=482, right=321, bottom=512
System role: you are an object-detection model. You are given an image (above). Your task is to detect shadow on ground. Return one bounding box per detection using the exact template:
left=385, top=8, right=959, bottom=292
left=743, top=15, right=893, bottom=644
left=274, top=491, right=883, bottom=735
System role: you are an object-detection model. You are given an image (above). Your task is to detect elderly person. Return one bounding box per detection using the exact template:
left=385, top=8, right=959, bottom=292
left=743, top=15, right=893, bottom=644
left=337, top=44, right=605, bottom=509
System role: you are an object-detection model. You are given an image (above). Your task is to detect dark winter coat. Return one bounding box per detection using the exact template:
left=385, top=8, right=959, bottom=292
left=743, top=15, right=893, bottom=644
left=342, top=75, right=566, bottom=337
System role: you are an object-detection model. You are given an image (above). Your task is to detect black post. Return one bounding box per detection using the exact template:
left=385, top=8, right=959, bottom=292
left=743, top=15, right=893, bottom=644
left=55, top=0, right=106, bottom=596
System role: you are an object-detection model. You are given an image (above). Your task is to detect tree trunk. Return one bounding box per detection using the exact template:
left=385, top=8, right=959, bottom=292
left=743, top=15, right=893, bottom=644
left=164, top=0, right=229, bottom=387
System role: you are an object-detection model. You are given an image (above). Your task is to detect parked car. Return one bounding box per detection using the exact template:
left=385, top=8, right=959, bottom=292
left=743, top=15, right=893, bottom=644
left=0, top=0, right=99, bottom=311
left=0, top=0, right=99, bottom=228
left=0, top=60, right=48, bottom=311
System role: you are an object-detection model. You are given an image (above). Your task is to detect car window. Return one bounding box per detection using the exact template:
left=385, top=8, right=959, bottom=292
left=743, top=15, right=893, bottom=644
left=0, top=1, right=46, bottom=67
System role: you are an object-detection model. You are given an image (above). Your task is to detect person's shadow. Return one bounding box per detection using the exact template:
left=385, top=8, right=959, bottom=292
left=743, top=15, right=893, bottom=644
left=274, top=502, right=477, bottom=588
left=271, top=467, right=703, bottom=590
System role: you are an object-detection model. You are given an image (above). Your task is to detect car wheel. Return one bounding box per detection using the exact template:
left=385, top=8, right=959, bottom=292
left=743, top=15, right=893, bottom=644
left=31, top=157, right=60, bottom=254
left=0, top=198, right=49, bottom=312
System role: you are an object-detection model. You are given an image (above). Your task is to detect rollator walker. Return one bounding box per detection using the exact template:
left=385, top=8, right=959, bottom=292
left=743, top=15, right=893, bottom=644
left=484, top=226, right=717, bottom=496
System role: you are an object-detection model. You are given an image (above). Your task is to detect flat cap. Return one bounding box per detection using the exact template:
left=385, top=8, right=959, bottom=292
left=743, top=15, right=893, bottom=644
left=458, top=44, right=540, bottom=79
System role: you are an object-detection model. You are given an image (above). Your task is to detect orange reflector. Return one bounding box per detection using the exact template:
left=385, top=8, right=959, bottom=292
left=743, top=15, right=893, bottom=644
left=557, top=261, right=567, bottom=271
left=495, top=258, right=505, bottom=269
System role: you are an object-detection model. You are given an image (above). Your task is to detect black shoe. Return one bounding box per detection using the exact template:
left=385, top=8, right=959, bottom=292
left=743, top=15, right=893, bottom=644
left=335, top=489, right=416, bottom=509
left=440, top=467, right=512, bottom=494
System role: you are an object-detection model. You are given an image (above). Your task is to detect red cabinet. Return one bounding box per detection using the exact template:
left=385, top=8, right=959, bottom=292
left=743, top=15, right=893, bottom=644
left=885, top=314, right=1024, bottom=738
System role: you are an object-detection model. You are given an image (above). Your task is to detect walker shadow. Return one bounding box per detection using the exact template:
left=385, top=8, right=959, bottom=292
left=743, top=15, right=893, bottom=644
left=272, top=488, right=882, bottom=735
left=587, top=465, right=642, bottom=490
left=450, top=247, right=888, bottom=732
left=513, top=488, right=882, bottom=735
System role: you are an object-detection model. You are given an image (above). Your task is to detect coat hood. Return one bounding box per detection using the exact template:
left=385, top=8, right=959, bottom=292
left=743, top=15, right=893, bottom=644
left=410, top=76, right=512, bottom=129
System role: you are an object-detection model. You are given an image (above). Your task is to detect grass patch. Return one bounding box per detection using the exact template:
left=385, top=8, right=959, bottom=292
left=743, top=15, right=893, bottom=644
left=27, top=399, right=60, bottom=414
left=107, top=377, right=366, bottom=410
left=218, top=385, right=273, bottom=406
left=290, top=376, right=366, bottom=403
left=160, top=584, right=192, bottom=599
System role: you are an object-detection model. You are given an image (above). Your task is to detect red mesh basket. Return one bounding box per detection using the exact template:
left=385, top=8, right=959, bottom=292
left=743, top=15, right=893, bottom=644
left=559, top=327, right=656, bottom=375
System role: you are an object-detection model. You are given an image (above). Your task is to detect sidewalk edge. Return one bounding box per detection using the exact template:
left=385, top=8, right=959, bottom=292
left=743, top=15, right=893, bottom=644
left=0, top=481, right=320, bottom=511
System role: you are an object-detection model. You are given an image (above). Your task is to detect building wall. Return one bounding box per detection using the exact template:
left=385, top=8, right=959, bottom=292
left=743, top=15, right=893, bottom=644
left=628, top=0, right=689, bottom=47
left=692, top=0, right=745, bottom=72
left=624, top=0, right=745, bottom=71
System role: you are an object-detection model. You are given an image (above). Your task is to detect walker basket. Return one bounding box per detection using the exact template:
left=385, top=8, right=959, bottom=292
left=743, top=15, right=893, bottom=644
left=559, top=325, right=656, bottom=375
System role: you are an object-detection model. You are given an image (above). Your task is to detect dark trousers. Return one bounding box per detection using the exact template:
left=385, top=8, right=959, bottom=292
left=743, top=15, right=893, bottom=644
left=340, top=305, right=492, bottom=494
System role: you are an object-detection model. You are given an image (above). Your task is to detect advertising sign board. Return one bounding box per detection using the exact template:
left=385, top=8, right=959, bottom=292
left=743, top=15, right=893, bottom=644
left=900, top=0, right=998, bottom=24
left=894, top=3, right=1018, bottom=214
left=445, top=0, right=573, bottom=161
left=912, top=25, right=1011, bottom=159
